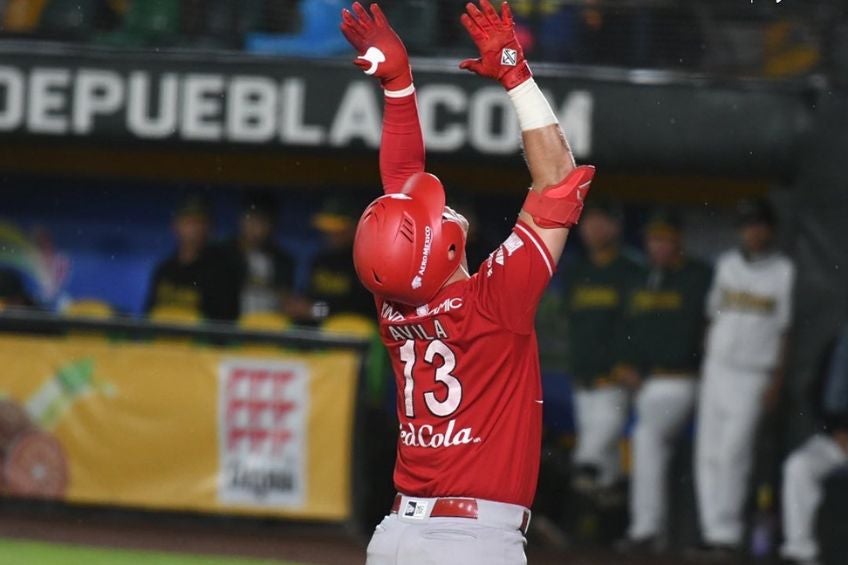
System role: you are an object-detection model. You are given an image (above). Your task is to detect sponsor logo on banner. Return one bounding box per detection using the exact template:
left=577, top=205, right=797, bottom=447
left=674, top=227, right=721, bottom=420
left=218, top=358, right=308, bottom=508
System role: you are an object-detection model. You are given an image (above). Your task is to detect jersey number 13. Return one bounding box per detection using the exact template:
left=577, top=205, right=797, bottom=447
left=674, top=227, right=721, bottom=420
left=399, top=339, right=462, bottom=418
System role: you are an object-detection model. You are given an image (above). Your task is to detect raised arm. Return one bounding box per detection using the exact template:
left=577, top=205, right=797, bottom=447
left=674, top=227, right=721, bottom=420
left=459, top=0, right=594, bottom=263
left=341, top=2, right=424, bottom=193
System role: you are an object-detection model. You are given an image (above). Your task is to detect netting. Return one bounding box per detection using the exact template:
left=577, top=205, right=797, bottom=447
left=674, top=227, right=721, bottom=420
left=0, top=1, right=845, bottom=77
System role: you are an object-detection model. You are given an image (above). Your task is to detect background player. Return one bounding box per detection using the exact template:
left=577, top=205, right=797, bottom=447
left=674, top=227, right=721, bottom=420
left=615, top=210, right=712, bottom=552
left=340, top=1, right=594, bottom=563
left=780, top=318, right=848, bottom=565
left=695, top=197, right=795, bottom=556
left=564, top=199, right=640, bottom=496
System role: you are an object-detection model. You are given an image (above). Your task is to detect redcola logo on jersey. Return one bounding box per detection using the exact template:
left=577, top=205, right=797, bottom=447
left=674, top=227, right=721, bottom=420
left=399, top=418, right=481, bottom=449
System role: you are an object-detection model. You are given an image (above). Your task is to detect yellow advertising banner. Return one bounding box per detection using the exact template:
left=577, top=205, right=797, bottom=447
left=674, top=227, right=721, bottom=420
left=0, top=335, right=360, bottom=521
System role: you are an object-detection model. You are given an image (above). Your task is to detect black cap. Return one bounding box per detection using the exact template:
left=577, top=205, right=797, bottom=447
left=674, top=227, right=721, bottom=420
left=312, top=196, right=360, bottom=233
left=241, top=190, right=278, bottom=221
left=175, top=193, right=211, bottom=219
left=644, top=207, right=683, bottom=236
left=583, top=197, right=624, bottom=221
left=736, top=197, right=776, bottom=227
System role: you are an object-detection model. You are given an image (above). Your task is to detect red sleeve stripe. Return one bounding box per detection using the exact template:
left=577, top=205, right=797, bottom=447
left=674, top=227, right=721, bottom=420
left=515, top=222, right=554, bottom=277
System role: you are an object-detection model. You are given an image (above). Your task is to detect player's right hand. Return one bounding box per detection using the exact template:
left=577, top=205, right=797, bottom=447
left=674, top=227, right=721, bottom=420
left=340, top=2, right=412, bottom=92
left=459, top=0, right=532, bottom=90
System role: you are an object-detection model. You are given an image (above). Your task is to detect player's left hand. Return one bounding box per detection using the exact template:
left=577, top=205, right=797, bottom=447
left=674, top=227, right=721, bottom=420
left=459, top=0, right=532, bottom=90
left=340, top=2, right=412, bottom=92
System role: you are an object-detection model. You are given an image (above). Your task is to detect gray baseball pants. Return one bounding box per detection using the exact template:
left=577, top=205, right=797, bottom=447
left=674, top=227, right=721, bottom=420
left=365, top=495, right=529, bottom=565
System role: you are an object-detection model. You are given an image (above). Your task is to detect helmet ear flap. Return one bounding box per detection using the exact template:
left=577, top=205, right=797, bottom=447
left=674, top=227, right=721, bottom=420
left=440, top=220, right=466, bottom=270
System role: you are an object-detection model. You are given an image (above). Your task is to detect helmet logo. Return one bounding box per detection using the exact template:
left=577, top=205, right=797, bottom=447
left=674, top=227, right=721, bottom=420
left=412, top=225, right=433, bottom=289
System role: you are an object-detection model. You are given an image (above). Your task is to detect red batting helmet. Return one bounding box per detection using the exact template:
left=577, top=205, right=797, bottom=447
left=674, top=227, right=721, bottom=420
left=353, top=172, right=466, bottom=306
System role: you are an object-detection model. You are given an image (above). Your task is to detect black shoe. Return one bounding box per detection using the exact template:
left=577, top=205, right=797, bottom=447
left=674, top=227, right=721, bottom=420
left=685, top=542, right=740, bottom=562
left=614, top=535, right=662, bottom=556
left=780, top=558, right=820, bottom=565
left=571, top=463, right=600, bottom=495
left=594, top=483, right=626, bottom=508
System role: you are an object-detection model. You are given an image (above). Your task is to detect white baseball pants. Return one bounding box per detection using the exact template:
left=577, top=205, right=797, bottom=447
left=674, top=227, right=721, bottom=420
left=365, top=496, right=528, bottom=565
left=695, top=359, right=771, bottom=545
left=573, top=386, right=629, bottom=487
left=780, top=434, right=848, bottom=562
left=628, top=376, right=698, bottom=540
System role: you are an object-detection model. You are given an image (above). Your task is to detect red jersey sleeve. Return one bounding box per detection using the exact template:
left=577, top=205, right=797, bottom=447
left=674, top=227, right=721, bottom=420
left=475, top=220, right=556, bottom=334
left=380, top=93, right=425, bottom=194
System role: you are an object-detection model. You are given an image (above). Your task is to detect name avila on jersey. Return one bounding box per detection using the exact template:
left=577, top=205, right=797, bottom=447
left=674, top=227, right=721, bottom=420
left=399, top=418, right=481, bottom=448
left=387, top=319, right=450, bottom=342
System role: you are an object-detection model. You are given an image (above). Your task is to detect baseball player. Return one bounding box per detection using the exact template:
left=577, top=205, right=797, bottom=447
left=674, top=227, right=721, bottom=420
left=614, top=210, right=712, bottom=552
left=564, top=200, right=641, bottom=494
left=781, top=320, right=848, bottom=565
left=695, top=197, right=795, bottom=555
left=339, top=2, right=594, bottom=563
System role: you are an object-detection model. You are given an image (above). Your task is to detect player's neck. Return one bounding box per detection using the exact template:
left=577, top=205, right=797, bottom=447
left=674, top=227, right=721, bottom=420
left=741, top=245, right=774, bottom=263
left=589, top=245, right=618, bottom=266
left=444, top=265, right=471, bottom=287
left=178, top=244, right=203, bottom=264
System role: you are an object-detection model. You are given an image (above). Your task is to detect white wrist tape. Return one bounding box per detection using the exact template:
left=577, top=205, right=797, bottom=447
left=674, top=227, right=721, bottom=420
left=507, top=79, right=558, bottom=131
left=384, top=84, right=416, bottom=98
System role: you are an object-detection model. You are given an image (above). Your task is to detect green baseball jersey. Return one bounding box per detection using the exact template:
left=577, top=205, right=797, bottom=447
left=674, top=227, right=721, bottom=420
left=536, top=291, right=571, bottom=375
left=563, top=250, right=643, bottom=386
left=621, top=258, right=713, bottom=375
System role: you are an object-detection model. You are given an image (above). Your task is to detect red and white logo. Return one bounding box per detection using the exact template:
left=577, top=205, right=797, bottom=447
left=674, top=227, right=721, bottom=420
left=381, top=301, right=406, bottom=322
left=358, top=46, right=387, bottom=75
left=415, top=297, right=464, bottom=317
left=218, top=359, right=309, bottom=508
left=399, top=418, right=481, bottom=449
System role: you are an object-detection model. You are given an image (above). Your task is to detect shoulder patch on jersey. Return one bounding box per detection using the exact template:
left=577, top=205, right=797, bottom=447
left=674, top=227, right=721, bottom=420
left=503, top=232, right=524, bottom=256
left=515, top=223, right=554, bottom=276
left=495, top=247, right=505, bottom=266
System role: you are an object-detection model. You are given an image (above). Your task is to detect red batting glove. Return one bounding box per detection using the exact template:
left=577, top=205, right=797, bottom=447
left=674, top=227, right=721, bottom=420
left=459, top=0, right=532, bottom=90
left=340, top=2, right=413, bottom=92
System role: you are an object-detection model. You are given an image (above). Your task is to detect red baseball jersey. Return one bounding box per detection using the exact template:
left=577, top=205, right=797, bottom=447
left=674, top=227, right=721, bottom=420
left=375, top=220, right=554, bottom=508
